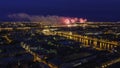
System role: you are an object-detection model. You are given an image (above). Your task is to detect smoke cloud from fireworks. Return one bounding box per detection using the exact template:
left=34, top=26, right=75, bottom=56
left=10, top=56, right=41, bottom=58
left=8, top=13, right=87, bottom=25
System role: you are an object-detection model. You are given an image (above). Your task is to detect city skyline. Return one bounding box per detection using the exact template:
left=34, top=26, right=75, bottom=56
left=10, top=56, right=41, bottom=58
left=1, top=1, right=120, bottom=67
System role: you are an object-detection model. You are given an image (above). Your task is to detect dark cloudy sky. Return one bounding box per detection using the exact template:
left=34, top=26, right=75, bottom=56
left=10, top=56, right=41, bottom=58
left=0, top=0, right=120, bottom=22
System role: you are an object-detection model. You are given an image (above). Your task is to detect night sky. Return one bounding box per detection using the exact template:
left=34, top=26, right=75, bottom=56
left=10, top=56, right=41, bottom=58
left=0, top=0, right=120, bottom=22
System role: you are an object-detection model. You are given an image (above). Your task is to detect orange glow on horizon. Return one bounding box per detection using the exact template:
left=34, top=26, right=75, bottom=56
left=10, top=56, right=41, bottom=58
left=61, top=17, right=87, bottom=24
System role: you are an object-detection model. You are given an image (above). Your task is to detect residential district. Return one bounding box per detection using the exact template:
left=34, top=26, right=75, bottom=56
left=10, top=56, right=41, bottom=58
left=0, top=22, right=120, bottom=68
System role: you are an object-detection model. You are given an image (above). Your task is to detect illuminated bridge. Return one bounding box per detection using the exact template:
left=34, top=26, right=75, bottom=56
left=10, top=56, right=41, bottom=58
left=43, top=30, right=119, bottom=51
